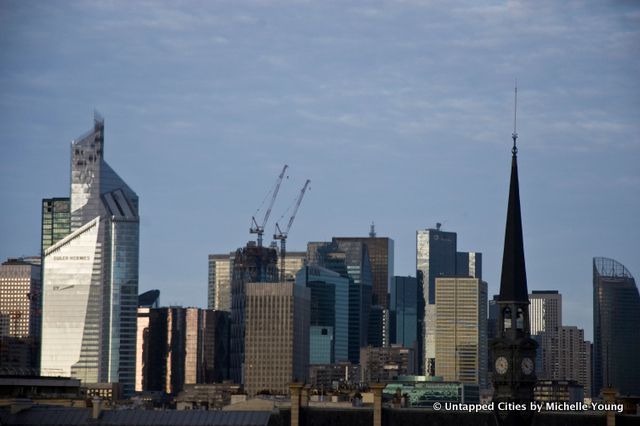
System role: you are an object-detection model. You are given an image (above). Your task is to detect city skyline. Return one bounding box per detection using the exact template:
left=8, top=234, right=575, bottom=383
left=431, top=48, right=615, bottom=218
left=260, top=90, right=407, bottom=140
left=2, top=1, right=639, bottom=342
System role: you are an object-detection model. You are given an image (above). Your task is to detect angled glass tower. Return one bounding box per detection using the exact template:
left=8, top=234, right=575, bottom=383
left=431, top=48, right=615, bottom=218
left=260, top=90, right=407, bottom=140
left=41, top=115, right=139, bottom=397
left=593, top=257, right=640, bottom=397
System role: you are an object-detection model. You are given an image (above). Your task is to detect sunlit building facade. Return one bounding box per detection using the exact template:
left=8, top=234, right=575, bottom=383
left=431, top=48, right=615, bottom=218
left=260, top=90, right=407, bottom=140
left=434, top=277, right=487, bottom=388
left=40, top=116, right=139, bottom=397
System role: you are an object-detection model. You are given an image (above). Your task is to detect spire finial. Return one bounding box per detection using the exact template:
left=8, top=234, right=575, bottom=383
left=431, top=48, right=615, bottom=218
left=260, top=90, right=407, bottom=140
left=512, top=81, right=518, bottom=155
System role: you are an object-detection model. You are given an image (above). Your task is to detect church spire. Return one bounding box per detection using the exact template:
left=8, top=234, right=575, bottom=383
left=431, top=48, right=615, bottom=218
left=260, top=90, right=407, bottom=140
left=499, top=84, right=529, bottom=303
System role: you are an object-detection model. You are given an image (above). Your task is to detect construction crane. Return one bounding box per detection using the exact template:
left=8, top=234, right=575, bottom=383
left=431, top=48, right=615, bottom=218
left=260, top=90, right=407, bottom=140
left=250, top=164, right=288, bottom=247
left=274, top=179, right=310, bottom=282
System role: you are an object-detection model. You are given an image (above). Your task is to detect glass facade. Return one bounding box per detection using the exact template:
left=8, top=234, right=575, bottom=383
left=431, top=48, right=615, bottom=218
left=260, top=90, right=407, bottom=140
left=390, top=276, right=418, bottom=349
left=296, top=265, right=349, bottom=363
left=592, top=257, right=640, bottom=397
left=207, top=253, right=234, bottom=311
left=41, top=198, right=71, bottom=253
left=309, top=326, right=333, bottom=364
left=41, top=116, right=139, bottom=397
left=416, top=227, right=457, bottom=375
left=309, top=241, right=372, bottom=364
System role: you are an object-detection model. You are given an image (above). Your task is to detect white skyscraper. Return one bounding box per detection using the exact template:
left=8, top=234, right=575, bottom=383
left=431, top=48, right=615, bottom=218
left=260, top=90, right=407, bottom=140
left=41, top=115, right=139, bottom=396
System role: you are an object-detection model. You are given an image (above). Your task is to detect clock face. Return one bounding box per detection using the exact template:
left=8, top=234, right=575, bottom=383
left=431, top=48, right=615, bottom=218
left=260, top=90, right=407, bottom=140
left=495, top=356, right=508, bottom=374
left=521, top=357, right=534, bottom=375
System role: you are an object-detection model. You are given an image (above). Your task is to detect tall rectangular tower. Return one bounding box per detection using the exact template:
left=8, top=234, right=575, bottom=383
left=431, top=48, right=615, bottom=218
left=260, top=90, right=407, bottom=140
left=244, top=282, right=310, bottom=396
left=528, top=290, right=562, bottom=380
left=416, top=224, right=457, bottom=375
left=435, top=277, right=487, bottom=387
left=40, top=116, right=139, bottom=397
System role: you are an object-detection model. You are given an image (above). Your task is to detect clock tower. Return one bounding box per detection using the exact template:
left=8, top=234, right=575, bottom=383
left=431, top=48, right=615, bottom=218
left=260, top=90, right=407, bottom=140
left=490, top=86, right=538, bottom=425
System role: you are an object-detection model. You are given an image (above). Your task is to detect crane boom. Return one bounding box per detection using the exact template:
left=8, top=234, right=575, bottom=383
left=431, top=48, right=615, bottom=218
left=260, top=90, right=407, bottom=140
left=274, top=179, right=310, bottom=282
left=250, top=164, right=288, bottom=247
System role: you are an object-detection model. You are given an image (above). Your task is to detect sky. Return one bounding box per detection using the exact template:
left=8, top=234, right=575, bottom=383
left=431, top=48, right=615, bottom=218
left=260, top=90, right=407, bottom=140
left=1, top=0, right=639, bottom=341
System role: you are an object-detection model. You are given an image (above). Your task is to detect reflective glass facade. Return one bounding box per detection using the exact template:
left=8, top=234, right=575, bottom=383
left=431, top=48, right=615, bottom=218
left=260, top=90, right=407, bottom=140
left=390, top=276, right=418, bottom=349
left=41, top=198, right=70, bottom=253
left=416, top=227, right=457, bottom=375
left=296, top=265, right=349, bottom=362
left=41, top=116, right=139, bottom=397
left=309, top=326, right=333, bottom=364
left=208, top=253, right=234, bottom=311
left=592, top=257, right=640, bottom=397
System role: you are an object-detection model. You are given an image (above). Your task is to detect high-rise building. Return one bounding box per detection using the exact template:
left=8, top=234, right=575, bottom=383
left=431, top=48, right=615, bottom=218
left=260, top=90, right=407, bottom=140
left=244, top=282, right=310, bottom=396
left=208, top=253, right=235, bottom=311
left=136, top=307, right=229, bottom=394
left=334, top=233, right=393, bottom=351
left=434, top=277, right=488, bottom=388
left=528, top=290, right=562, bottom=380
left=416, top=224, right=457, bottom=376
left=0, top=258, right=42, bottom=374
left=229, top=243, right=278, bottom=383
left=389, top=276, right=419, bottom=350
left=40, top=115, right=140, bottom=397
left=557, top=326, right=591, bottom=398
left=280, top=250, right=306, bottom=282
left=308, top=241, right=372, bottom=363
left=333, top=232, right=394, bottom=308
left=41, top=198, right=71, bottom=253
left=592, top=257, right=640, bottom=397
left=296, top=265, right=349, bottom=363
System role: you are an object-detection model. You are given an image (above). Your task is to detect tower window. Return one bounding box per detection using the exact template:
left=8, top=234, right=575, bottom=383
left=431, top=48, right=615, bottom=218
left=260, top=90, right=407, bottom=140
left=516, top=308, right=524, bottom=331
left=503, top=307, right=512, bottom=330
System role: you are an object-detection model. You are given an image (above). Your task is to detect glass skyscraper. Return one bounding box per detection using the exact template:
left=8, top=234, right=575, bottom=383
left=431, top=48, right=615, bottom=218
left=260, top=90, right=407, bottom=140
left=592, top=257, right=640, bottom=397
left=40, top=115, right=139, bottom=397
left=390, top=276, right=419, bottom=349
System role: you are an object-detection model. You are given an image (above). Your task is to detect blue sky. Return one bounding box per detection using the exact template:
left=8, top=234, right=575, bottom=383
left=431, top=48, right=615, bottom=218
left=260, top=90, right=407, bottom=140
left=1, top=0, right=638, bottom=340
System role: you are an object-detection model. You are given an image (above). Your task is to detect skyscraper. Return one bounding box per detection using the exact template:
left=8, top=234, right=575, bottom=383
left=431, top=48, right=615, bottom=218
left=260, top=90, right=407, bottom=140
left=0, top=257, right=41, bottom=374
left=244, top=281, right=310, bottom=396
left=435, top=277, right=488, bottom=387
left=40, top=115, right=139, bottom=397
left=309, top=241, right=372, bottom=363
left=296, top=265, right=349, bottom=363
left=389, top=276, right=419, bottom=349
left=528, top=290, right=562, bottom=380
left=557, top=326, right=591, bottom=398
left=229, top=243, right=278, bottom=383
left=41, top=198, right=71, bottom=253
left=592, top=257, right=640, bottom=397
left=208, top=253, right=235, bottom=311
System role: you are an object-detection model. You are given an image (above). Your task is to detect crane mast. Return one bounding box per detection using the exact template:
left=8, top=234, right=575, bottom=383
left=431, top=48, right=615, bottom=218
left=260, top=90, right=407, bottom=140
left=274, top=179, right=310, bottom=282
left=250, top=164, right=288, bottom=247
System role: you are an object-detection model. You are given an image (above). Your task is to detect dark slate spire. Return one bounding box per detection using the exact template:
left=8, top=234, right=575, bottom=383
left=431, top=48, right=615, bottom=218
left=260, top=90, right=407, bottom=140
left=499, top=85, right=529, bottom=303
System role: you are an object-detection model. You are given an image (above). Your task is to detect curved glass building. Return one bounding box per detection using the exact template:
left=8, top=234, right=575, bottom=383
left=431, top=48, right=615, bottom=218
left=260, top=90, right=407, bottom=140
left=593, top=257, right=640, bottom=397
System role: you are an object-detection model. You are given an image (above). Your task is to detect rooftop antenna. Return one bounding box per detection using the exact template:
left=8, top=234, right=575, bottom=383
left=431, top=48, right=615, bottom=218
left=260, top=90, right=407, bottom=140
left=512, top=80, right=518, bottom=155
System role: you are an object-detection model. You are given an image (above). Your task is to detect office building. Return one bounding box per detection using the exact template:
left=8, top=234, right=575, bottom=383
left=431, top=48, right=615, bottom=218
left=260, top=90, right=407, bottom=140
left=390, top=276, right=420, bottom=349
left=360, top=345, right=415, bottom=383
left=208, top=253, right=235, bottom=311
left=308, top=241, right=372, bottom=363
left=334, top=230, right=394, bottom=307
left=280, top=250, right=306, bottom=282
left=529, top=290, right=562, bottom=380
left=309, top=326, right=333, bottom=364
left=243, top=282, right=310, bottom=396
left=229, top=243, right=278, bottom=383
left=592, top=257, right=640, bottom=397
left=416, top=224, right=457, bottom=376
left=434, top=277, right=487, bottom=387
left=40, top=115, right=140, bottom=397
left=308, top=363, right=360, bottom=388
left=0, top=258, right=42, bottom=374
left=136, top=307, right=230, bottom=394
left=557, top=326, right=591, bottom=398
left=296, top=265, right=349, bottom=363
